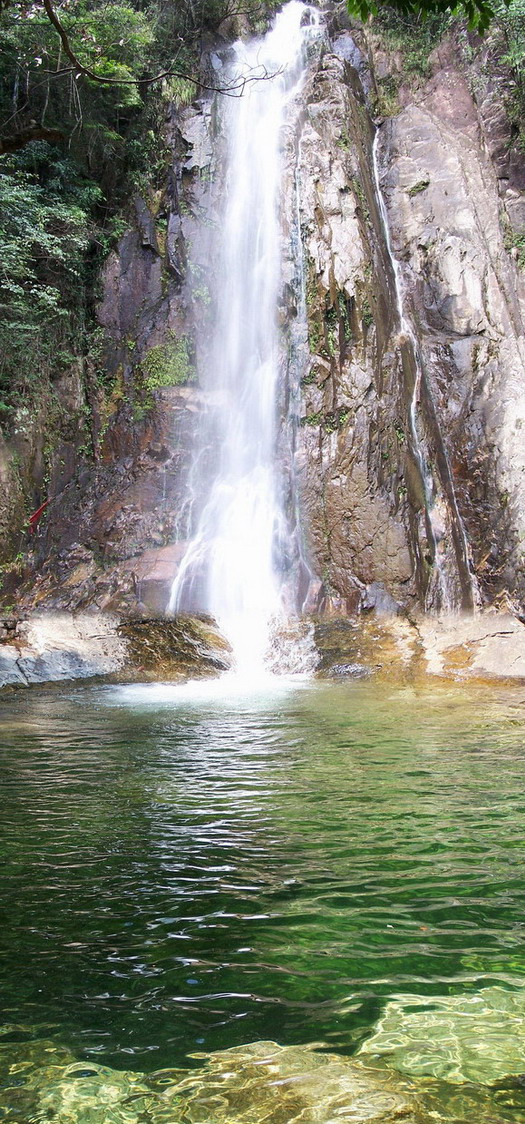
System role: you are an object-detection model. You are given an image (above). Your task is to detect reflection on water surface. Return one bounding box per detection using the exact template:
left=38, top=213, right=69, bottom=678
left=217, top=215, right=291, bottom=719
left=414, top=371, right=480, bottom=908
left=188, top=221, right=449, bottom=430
left=1, top=677, right=525, bottom=1120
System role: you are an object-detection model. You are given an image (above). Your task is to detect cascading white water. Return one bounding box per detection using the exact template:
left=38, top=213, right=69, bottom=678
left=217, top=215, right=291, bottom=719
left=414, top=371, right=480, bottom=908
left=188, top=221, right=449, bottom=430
left=168, top=2, right=321, bottom=674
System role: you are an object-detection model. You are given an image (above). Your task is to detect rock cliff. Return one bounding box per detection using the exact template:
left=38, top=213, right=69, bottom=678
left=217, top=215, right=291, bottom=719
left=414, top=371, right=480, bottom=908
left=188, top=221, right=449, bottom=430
left=291, top=18, right=525, bottom=616
left=2, top=7, right=524, bottom=627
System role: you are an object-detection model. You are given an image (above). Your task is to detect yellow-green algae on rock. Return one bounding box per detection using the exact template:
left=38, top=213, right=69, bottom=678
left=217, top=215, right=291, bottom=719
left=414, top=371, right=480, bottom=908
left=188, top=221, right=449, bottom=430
left=0, top=1035, right=427, bottom=1124
left=152, top=1040, right=420, bottom=1123
left=3, top=1033, right=525, bottom=1124
left=358, top=986, right=525, bottom=1085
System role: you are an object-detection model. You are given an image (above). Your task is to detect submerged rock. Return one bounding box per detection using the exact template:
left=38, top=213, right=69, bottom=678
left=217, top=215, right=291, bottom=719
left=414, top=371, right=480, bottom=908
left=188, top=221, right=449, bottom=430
left=36, top=1062, right=155, bottom=1124
left=358, top=986, right=525, bottom=1085
left=0, top=1036, right=427, bottom=1124
left=157, top=1040, right=423, bottom=1123
left=1, top=1033, right=523, bottom=1124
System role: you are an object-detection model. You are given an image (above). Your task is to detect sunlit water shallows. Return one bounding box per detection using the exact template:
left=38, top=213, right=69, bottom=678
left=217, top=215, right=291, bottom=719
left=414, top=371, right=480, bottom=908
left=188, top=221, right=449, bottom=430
left=2, top=678, right=525, bottom=1122
left=168, top=4, right=321, bottom=675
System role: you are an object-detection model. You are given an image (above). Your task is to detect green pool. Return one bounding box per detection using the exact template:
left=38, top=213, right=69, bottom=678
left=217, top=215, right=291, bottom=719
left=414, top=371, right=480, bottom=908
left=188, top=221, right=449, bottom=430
left=1, top=675, right=525, bottom=1121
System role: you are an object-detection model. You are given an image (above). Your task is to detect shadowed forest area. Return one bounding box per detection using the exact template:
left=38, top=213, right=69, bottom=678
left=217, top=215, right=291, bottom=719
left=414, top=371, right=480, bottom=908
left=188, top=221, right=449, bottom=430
left=0, top=0, right=282, bottom=424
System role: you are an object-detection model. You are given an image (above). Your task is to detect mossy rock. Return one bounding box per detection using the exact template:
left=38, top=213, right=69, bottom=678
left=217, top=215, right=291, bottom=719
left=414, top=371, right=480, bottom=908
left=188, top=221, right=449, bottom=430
left=118, top=614, right=232, bottom=680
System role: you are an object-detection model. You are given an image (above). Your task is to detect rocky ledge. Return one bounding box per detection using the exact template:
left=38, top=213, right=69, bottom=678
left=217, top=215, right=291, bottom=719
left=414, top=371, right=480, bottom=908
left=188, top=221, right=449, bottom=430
left=0, top=613, right=232, bottom=690
left=314, top=608, right=525, bottom=682
left=1, top=608, right=525, bottom=691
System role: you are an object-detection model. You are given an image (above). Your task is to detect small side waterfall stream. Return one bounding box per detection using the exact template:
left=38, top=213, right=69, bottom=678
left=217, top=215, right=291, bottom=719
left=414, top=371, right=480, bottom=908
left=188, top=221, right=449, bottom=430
left=168, top=3, right=321, bottom=674
left=371, top=133, right=478, bottom=612
left=371, top=134, right=445, bottom=608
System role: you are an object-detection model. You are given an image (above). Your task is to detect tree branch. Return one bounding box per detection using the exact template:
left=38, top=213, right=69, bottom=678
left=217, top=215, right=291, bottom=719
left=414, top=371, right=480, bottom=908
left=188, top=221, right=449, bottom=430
left=0, top=124, right=64, bottom=154
left=0, top=0, right=281, bottom=153
left=40, top=0, right=278, bottom=95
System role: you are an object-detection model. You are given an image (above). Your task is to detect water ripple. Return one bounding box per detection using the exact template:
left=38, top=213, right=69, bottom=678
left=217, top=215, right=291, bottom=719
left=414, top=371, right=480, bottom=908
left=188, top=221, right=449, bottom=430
left=1, top=679, right=525, bottom=1077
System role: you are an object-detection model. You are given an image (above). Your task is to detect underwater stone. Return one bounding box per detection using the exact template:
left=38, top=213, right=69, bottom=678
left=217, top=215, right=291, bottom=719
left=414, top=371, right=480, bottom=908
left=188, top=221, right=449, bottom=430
left=3, top=1030, right=522, bottom=1123
left=21, top=1040, right=430, bottom=1124
left=358, top=986, right=525, bottom=1085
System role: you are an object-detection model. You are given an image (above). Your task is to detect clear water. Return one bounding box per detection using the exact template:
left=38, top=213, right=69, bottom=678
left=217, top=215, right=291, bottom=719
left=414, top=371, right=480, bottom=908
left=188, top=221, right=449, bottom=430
left=2, top=677, right=525, bottom=1120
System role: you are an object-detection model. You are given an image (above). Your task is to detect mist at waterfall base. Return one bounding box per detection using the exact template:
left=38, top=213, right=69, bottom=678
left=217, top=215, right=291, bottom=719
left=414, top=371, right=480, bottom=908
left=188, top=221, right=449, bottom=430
left=168, top=3, right=321, bottom=678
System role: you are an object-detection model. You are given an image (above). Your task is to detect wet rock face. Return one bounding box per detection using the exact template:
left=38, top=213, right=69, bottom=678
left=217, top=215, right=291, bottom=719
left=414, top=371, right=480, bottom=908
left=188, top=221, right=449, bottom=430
left=290, top=28, right=525, bottom=615
left=379, top=84, right=525, bottom=605
left=16, top=385, right=203, bottom=616
left=9, top=104, right=217, bottom=617
left=289, top=49, right=434, bottom=613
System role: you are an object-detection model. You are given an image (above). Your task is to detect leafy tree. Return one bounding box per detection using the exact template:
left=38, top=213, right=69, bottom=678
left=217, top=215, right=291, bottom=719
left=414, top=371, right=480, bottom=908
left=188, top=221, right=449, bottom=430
left=495, top=0, right=525, bottom=82
left=0, top=0, right=155, bottom=158
left=0, top=0, right=280, bottom=156
left=347, top=0, right=503, bottom=33
left=0, top=0, right=280, bottom=425
left=0, top=151, right=99, bottom=411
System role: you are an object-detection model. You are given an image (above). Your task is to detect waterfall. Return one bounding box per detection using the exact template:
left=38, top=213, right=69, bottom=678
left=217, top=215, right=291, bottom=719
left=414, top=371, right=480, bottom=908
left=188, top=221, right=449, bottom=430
left=168, top=2, right=321, bottom=674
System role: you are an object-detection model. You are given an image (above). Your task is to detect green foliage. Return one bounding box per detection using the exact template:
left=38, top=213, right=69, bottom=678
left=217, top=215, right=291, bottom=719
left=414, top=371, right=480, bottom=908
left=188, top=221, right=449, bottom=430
left=374, top=75, right=402, bottom=116
left=408, top=177, right=430, bottom=195
left=0, top=1, right=153, bottom=169
left=164, top=76, right=197, bottom=108
left=352, top=176, right=371, bottom=219
left=301, top=411, right=323, bottom=427
left=361, top=296, right=374, bottom=328
left=0, top=161, right=92, bottom=414
left=348, top=0, right=494, bottom=33
left=369, top=8, right=454, bottom=76
left=324, top=407, right=350, bottom=432
left=305, top=274, right=354, bottom=361
left=0, top=0, right=174, bottom=427
left=300, top=407, right=350, bottom=432
left=0, top=0, right=298, bottom=433
left=193, top=283, right=211, bottom=305
left=325, top=305, right=339, bottom=357
left=495, top=0, right=525, bottom=73
left=493, top=0, right=525, bottom=140
left=364, top=8, right=454, bottom=117
left=503, top=223, right=525, bottom=268
left=141, top=334, right=194, bottom=392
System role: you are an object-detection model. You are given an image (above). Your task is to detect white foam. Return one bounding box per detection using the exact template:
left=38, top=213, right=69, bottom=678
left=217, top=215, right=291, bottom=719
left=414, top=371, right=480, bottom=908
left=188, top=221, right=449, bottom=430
left=99, top=669, right=313, bottom=709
